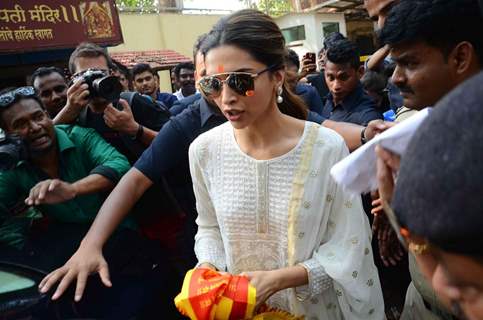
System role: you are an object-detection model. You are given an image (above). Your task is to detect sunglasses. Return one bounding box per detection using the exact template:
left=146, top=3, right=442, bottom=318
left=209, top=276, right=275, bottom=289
left=198, top=65, right=277, bottom=98
left=0, top=86, right=36, bottom=108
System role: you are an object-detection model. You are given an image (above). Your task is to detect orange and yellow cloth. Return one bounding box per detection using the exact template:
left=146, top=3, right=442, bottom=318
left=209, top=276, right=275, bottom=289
left=175, top=269, right=303, bottom=320
left=175, top=268, right=256, bottom=320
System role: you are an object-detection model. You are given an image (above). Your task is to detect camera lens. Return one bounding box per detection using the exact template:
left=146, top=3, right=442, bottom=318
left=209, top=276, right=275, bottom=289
left=93, top=76, right=122, bottom=103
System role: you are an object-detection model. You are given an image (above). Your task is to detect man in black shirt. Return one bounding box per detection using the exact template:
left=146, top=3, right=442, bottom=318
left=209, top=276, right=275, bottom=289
left=305, top=32, right=346, bottom=104
left=322, top=39, right=383, bottom=125
left=52, top=42, right=178, bottom=316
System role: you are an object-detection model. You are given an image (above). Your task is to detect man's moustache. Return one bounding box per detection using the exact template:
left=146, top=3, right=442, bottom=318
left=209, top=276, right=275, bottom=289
left=398, top=86, right=415, bottom=94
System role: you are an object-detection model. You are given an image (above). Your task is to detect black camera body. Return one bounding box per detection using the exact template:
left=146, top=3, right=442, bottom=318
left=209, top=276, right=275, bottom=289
left=72, top=69, right=122, bottom=103
left=0, top=130, right=28, bottom=171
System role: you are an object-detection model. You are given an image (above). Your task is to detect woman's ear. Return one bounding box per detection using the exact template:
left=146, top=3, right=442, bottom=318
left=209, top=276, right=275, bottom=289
left=273, top=68, right=285, bottom=88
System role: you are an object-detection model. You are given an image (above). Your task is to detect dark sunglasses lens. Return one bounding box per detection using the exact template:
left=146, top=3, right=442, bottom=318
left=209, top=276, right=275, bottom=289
left=228, top=74, right=254, bottom=96
left=200, top=77, right=222, bottom=96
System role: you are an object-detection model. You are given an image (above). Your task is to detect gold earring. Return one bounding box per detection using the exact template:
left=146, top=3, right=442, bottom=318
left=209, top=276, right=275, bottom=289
left=409, top=242, right=430, bottom=255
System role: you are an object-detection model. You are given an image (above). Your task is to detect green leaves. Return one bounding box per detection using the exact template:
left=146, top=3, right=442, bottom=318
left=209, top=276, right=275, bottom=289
left=239, top=0, right=292, bottom=16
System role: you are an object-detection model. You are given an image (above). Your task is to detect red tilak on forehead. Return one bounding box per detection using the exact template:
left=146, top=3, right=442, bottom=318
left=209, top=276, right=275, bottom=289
left=217, top=65, right=224, bottom=73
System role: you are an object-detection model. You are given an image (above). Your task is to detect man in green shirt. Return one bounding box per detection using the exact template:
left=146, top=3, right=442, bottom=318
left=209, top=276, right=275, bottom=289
left=0, top=87, right=166, bottom=318
left=0, top=86, right=131, bottom=249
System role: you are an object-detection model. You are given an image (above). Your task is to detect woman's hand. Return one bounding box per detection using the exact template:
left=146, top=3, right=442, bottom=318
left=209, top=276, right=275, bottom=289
left=38, top=243, right=111, bottom=302
left=241, top=270, right=282, bottom=308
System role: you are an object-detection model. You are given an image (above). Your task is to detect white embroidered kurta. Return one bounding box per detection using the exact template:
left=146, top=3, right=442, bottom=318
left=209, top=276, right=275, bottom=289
left=189, top=121, right=384, bottom=319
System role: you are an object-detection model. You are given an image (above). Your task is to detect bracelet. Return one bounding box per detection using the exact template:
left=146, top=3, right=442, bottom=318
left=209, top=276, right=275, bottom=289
left=294, top=263, right=311, bottom=302
left=131, top=124, right=144, bottom=141
left=360, top=127, right=368, bottom=145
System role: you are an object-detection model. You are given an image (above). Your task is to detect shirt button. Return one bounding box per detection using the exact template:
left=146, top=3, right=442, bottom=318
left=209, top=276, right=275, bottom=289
left=298, top=232, right=305, bottom=239
left=303, top=201, right=311, bottom=209
left=310, top=170, right=318, bottom=177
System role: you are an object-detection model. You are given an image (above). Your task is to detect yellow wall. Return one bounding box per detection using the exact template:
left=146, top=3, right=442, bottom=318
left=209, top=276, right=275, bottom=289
left=108, top=12, right=224, bottom=92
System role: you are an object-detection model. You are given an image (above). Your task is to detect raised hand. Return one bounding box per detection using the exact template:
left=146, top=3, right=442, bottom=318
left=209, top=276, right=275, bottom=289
left=25, top=179, right=77, bottom=206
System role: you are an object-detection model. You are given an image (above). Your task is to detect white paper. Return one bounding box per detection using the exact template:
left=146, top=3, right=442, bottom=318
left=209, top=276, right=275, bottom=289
left=330, top=108, right=431, bottom=194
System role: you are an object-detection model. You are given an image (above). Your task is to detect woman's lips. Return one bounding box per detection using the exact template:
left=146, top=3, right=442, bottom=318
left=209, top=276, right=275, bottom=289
left=225, top=110, right=244, bottom=122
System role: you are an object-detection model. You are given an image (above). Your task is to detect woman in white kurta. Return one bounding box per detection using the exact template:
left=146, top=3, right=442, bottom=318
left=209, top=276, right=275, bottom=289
left=190, top=9, right=384, bottom=319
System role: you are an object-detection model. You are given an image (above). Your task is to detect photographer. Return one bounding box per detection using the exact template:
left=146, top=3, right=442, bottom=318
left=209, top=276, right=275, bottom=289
left=53, top=42, right=170, bottom=163
left=0, top=87, right=160, bottom=318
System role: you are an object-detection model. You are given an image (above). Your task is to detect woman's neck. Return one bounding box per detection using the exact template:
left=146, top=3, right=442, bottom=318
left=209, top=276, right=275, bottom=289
left=233, top=103, right=305, bottom=160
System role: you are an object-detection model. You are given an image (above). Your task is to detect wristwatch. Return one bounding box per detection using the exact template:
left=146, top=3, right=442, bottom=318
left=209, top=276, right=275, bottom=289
left=131, top=124, right=144, bottom=141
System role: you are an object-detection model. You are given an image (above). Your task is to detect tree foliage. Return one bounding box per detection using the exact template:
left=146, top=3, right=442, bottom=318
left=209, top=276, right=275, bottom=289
left=116, top=0, right=156, bottom=10
left=115, top=0, right=292, bottom=15
left=116, top=0, right=181, bottom=11
left=240, top=0, right=292, bottom=16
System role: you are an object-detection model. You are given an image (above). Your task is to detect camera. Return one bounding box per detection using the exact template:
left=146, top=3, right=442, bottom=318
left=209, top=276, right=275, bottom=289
left=72, top=69, right=122, bottom=103
left=0, top=130, right=27, bottom=171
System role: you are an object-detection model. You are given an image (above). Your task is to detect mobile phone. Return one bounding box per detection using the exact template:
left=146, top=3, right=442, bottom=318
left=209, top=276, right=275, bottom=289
left=303, top=52, right=317, bottom=72
left=304, top=52, right=316, bottom=64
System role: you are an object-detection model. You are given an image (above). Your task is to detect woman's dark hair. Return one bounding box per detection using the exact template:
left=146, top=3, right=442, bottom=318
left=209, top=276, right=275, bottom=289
left=193, top=33, right=208, bottom=63
left=201, top=9, right=308, bottom=120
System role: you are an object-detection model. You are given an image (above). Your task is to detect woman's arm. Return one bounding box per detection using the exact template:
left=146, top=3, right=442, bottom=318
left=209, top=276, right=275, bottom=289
left=242, top=266, right=308, bottom=308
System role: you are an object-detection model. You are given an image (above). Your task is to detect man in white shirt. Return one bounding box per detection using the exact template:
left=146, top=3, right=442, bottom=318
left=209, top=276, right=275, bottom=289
left=173, top=62, right=196, bottom=101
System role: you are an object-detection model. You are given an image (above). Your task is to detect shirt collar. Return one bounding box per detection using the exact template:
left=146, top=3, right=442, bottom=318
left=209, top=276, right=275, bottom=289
left=55, top=126, right=76, bottom=153
left=200, top=97, right=223, bottom=127
left=327, top=82, right=364, bottom=112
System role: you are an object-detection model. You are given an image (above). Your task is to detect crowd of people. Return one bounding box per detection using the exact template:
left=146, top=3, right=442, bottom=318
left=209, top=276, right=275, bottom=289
left=0, top=0, right=482, bottom=319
